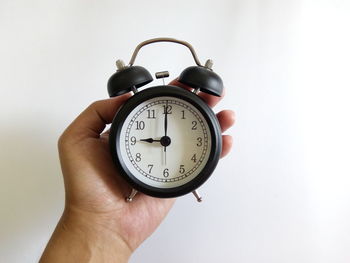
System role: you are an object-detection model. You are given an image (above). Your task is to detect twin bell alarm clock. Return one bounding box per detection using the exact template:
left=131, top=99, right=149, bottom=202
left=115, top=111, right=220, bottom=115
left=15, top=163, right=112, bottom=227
left=107, top=38, right=224, bottom=202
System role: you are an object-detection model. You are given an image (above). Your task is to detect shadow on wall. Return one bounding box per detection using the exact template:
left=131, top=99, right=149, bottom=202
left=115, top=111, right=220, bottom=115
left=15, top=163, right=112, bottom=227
left=0, top=123, right=64, bottom=258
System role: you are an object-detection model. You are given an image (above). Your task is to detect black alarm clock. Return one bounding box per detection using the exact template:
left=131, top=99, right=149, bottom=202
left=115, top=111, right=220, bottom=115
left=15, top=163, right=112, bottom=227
left=108, top=38, right=224, bottom=202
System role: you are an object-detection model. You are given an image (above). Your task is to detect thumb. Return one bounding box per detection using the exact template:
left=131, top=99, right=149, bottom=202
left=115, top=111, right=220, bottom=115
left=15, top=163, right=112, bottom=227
left=63, top=93, right=131, bottom=139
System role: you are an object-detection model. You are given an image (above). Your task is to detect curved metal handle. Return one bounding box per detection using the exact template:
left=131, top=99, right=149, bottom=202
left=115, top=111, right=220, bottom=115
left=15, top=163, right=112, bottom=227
left=128, top=37, right=203, bottom=67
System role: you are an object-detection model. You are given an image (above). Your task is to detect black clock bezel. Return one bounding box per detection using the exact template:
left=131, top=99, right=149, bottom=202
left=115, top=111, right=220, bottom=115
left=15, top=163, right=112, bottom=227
left=109, top=85, right=222, bottom=198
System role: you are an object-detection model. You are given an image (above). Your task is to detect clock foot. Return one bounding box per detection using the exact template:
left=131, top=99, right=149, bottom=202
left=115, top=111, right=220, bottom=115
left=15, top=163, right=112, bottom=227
left=192, top=190, right=202, bottom=202
left=126, top=189, right=138, bottom=202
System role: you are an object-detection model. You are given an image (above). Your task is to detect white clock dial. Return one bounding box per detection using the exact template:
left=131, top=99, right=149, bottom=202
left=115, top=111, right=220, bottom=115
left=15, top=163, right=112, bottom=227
left=118, top=96, right=212, bottom=188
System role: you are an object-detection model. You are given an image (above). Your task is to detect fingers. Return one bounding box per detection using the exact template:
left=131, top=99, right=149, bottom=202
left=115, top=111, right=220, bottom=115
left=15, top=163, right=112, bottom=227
left=216, top=110, right=235, bottom=132
left=64, top=93, right=131, bottom=139
left=216, top=110, right=235, bottom=158
left=198, top=88, right=225, bottom=108
left=221, top=135, right=233, bottom=158
left=168, top=79, right=224, bottom=108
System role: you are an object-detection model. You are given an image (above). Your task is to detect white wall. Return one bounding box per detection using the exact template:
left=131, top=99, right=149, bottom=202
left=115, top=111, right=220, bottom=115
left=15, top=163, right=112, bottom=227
left=1, top=0, right=349, bottom=262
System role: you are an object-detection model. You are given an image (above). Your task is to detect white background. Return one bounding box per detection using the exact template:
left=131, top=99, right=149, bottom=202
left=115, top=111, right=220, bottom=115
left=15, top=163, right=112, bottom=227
left=1, top=0, right=350, bottom=262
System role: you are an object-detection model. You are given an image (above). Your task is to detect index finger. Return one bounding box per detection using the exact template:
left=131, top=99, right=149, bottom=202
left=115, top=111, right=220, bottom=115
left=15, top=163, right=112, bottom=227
left=168, top=79, right=225, bottom=108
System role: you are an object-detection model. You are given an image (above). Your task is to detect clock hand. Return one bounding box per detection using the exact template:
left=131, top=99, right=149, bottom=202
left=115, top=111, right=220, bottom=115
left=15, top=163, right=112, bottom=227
left=164, top=100, right=169, bottom=165
left=164, top=100, right=168, bottom=137
left=140, top=138, right=161, bottom=143
left=164, top=144, right=167, bottom=165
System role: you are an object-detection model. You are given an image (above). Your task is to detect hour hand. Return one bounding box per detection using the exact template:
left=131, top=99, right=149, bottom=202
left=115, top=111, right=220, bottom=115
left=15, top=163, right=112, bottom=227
left=140, top=138, right=161, bottom=143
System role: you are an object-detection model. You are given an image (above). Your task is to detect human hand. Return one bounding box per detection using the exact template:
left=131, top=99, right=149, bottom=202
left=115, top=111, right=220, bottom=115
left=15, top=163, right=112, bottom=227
left=40, top=80, right=235, bottom=263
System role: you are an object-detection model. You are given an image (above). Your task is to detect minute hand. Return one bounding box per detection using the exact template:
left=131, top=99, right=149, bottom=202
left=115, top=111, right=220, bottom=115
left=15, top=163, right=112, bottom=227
left=163, top=101, right=169, bottom=165
left=164, top=100, right=168, bottom=137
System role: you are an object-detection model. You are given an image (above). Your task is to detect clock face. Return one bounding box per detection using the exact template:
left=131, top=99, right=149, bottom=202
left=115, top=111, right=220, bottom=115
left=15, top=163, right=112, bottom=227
left=117, top=96, right=212, bottom=189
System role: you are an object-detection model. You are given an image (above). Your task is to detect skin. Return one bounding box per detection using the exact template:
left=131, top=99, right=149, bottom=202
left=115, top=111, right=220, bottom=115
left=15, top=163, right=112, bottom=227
left=40, top=80, right=235, bottom=263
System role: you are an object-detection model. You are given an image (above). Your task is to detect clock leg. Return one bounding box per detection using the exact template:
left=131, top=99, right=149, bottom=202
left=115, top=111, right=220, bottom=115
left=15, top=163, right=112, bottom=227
left=192, top=190, right=202, bottom=202
left=126, top=189, right=138, bottom=202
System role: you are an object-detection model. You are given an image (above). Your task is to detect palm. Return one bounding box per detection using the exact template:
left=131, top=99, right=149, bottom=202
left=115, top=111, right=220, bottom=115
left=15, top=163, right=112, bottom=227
left=60, top=133, right=175, bottom=250
left=59, top=83, right=234, bottom=251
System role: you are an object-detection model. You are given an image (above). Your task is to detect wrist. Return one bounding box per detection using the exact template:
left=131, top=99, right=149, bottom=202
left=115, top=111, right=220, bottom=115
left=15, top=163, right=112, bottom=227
left=40, top=207, right=133, bottom=263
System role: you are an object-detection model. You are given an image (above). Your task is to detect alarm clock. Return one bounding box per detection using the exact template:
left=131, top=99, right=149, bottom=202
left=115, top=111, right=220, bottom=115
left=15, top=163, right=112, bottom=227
left=108, top=38, right=224, bottom=202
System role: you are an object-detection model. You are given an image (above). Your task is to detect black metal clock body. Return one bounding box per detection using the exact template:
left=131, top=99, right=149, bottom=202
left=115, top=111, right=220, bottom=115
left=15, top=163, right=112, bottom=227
left=109, top=85, right=222, bottom=198
left=107, top=38, right=224, bottom=201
